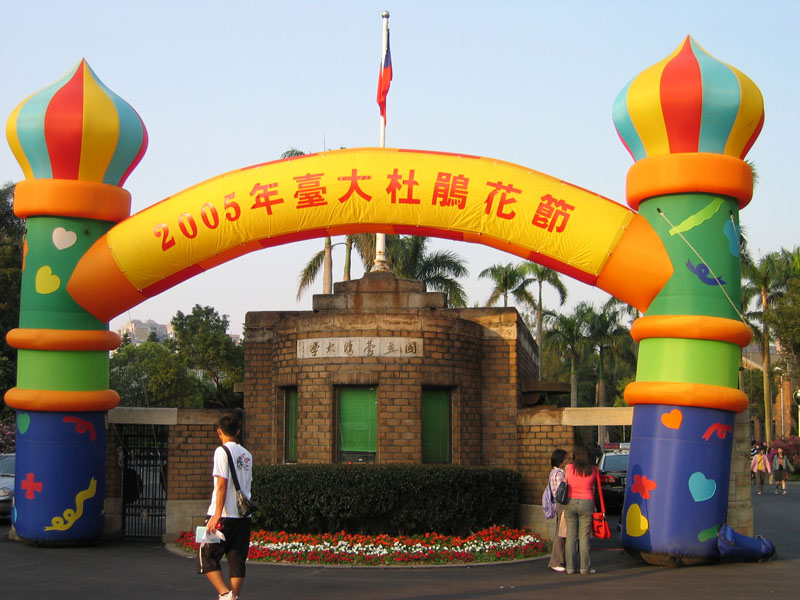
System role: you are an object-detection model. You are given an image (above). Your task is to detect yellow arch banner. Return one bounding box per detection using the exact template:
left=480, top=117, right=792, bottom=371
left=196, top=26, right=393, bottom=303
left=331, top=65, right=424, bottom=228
left=67, top=148, right=672, bottom=321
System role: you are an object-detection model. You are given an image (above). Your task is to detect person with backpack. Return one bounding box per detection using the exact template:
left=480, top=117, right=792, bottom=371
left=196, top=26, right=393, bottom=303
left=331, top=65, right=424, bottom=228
left=545, top=448, right=568, bottom=572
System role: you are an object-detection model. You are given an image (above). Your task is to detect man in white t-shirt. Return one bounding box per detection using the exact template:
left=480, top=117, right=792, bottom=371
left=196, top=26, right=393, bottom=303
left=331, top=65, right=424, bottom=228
left=196, top=413, right=253, bottom=600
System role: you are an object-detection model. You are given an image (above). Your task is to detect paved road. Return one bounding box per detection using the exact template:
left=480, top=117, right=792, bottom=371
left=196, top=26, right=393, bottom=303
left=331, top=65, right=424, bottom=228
left=1, top=482, right=798, bottom=599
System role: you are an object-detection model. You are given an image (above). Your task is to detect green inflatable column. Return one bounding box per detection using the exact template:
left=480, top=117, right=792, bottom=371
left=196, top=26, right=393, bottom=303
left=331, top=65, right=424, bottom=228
left=614, top=38, right=765, bottom=565
left=4, top=60, right=147, bottom=543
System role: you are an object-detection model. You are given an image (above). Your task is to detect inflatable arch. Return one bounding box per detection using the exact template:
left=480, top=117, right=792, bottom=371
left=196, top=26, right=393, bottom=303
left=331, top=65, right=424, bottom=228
left=4, top=38, right=774, bottom=563
left=63, top=148, right=672, bottom=323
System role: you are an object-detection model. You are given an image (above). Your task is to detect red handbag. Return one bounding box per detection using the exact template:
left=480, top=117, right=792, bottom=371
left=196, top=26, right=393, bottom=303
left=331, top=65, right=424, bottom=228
left=592, top=468, right=611, bottom=539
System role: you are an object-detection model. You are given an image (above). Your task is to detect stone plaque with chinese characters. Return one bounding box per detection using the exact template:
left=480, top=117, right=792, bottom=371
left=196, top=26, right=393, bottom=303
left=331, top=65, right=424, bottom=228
left=297, top=337, right=423, bottom=359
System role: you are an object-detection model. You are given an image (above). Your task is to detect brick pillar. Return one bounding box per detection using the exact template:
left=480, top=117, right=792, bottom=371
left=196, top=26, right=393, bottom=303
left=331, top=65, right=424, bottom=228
left=726, top=406, right=754, bottom=536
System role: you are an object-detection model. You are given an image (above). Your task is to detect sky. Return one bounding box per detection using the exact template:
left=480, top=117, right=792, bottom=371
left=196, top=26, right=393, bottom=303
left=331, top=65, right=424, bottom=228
left=2, top=1, right=798, bottom=336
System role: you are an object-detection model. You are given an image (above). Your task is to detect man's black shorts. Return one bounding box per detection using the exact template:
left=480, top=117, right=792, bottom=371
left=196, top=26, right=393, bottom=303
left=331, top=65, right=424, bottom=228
left=196, top=517, right=251, bottom=578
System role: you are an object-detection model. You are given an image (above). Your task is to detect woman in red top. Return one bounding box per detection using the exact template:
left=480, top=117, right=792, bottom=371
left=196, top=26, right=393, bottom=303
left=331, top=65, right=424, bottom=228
left=563, top=444, right=598, bottom=574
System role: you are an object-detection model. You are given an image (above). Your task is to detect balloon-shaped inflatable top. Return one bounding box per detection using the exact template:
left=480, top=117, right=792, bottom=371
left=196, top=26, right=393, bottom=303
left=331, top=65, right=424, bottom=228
left=613, top=36, right=764, bottom=162
left=6, top=59, right=148, bottom=186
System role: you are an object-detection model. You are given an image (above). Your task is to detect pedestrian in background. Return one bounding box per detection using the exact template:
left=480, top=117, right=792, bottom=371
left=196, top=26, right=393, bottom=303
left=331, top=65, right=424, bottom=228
left=750, top=447, right=771, bottom=494
left=563, top=444, right=598, bottom=575
left=547, top=449, right=568, bottom=572
left=772, top=447, right=794, bottom=495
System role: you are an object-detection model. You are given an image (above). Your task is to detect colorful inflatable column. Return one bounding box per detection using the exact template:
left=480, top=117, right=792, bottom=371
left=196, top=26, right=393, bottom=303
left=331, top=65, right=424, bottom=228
left=615, top=38, right=764, bottom=564
left=4, top=60, right=146, bottom=543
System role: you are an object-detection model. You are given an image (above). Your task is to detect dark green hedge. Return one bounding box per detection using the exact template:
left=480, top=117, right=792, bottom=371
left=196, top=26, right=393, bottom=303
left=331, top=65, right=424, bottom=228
left=250, top=464, right=521, bottom=536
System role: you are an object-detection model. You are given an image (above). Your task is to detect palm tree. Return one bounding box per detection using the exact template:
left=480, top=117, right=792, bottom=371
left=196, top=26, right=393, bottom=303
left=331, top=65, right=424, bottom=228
left=521, top=263, right=567, bottom=379
left=296, top=246, right=328, bottom=300
left=297, top=233, right=376, bottom=299
left=584, top=302, right=629, bottom=444
left=478, top=263, right=535, bottom=309
left=343, top=233, right=377, bottom=281
left=742, top=251, right=791, bottom=444
left=545, top=305, right=591, bottom=408
left=385, top=235, right=469, bottom=307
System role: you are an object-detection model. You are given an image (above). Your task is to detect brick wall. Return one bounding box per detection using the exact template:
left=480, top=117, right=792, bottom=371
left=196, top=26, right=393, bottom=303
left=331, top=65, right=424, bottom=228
left=456, top=309, right=530, bottom=470
left=516, top=412, right=574, bottom=504
left=168, top=420, right=220, bottom=500
left=244, top=309, right=487, bottom=466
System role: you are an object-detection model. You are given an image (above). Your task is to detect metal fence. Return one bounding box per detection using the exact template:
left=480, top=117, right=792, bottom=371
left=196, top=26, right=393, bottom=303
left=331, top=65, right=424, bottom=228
left=121, top=424, right=168, bottom=538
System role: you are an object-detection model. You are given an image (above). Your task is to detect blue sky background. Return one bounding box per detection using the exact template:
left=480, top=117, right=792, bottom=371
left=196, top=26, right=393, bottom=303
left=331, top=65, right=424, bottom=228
left=2, top=1, right=797, bottom=335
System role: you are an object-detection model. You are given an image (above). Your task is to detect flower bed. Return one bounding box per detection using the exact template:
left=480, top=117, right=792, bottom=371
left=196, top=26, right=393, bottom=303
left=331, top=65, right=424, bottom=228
left=176, top=525, right=547, bottom=566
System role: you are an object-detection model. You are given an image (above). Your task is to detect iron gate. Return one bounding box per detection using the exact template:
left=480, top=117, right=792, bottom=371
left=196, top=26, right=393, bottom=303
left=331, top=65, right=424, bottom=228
left=121, top=424, right=168, bottom=538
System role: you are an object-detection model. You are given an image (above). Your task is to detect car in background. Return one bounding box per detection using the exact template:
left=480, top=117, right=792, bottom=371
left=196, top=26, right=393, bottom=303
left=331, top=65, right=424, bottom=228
left=0, top=453, right=14, bottom=519
left=598, top=450, right=628, bottom=513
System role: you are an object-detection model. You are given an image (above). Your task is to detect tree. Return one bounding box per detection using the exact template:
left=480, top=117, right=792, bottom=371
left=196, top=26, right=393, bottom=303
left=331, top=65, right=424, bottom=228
left=384, top=235, right=469, bottom=307
left=170, top=305, right=244, bottom=409
left=297, top=244, right=329, bottom=299
left=521, top=263, right=567, bottom=379
left=478, top=262, right=534, bottom=309
left=344, top=233, right=376, bottom=280
left=584, top=301, right=631, bottom=444
left=110, top=341, right=198, bottom=408
left=545, top=305, right=591, bottom=408
left=766, top=278, right=800, bottom=374
left=297, top=233, right=375, bottom=299
left=743, top=251, right=791, bottom=443
left=0, top=182, right=22, bottom=400
left=742, top=367, right=766, bottom=429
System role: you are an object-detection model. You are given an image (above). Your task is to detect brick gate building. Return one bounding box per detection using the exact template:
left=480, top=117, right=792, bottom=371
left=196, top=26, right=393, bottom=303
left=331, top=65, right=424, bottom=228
left=243, top=272, right=563, bottom=479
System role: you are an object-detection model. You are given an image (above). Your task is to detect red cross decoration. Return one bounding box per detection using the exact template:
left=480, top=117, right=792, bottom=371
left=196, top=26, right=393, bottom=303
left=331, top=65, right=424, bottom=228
left=21, top=473, right=42, bottom=500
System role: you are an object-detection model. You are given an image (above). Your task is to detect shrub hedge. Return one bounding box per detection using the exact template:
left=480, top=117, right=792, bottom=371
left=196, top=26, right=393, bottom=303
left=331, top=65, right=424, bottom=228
left=250, top=464, right=521, bottom=536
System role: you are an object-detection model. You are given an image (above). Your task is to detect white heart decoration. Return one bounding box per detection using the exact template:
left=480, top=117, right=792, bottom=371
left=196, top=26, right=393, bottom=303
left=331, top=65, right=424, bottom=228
left=52, top=227, right=78, bottom=250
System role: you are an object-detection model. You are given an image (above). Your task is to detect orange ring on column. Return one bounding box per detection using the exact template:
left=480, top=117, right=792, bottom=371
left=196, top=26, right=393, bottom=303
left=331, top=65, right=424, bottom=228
left=626, top=153, right=753, bottom=211
left=6, top=328, right=121, bottom=351
left=631, top=315, right=752, bottom=347
left=4, top=388, right=120, bottom=412
left=13, top=179, right=131, bottom=222
left=624, top=381, right=748, bottom=413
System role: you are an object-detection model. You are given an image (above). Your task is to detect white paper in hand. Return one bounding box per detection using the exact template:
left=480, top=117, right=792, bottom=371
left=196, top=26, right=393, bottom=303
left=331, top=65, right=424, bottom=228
left=196, top=526, right=226, bottom=544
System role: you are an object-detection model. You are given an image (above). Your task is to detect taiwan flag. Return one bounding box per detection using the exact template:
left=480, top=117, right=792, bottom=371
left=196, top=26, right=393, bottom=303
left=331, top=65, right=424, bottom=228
left=377, top=30, right=392, bottom=121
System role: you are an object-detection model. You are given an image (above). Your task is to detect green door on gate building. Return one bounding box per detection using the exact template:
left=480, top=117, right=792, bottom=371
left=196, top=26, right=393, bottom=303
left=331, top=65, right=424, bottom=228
left=338, top=387, right=377, bottom=463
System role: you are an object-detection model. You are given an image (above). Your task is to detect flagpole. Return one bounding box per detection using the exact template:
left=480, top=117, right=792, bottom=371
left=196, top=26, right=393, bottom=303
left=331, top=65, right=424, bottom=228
left=372, top=11, right=391, bottom=272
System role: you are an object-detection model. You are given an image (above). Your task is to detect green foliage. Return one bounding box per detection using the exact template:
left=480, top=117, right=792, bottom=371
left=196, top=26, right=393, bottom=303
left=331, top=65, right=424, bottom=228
left=478, top=262, right=534, bottom=309
left=251, top=464, right=521, bottom=536
left=0, top=410, right=14, bottom=453
left=765, top=278, right=800, bottom=373
left=386, top=235, right=469, bottom=307
left=742, top=368, right=765, bottom=426
left=0, top=182, right=22, bottom=396
left=111, top=305, right=242, bottom=408
left=110, top=341, right=202, bottom=408
left=171, top=305, right=243, bottom=409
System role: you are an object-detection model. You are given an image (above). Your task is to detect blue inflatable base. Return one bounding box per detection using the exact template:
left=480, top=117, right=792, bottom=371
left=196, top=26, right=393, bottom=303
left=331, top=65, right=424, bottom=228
left=625, top=524, right=776, bottom=567
left=717, top=524, right=775, bottom=562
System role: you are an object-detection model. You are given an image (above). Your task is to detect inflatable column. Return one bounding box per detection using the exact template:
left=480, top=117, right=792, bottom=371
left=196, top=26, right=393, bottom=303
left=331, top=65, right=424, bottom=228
left=614, top=38, right=764, bottom=565
left=4, top=60, right=146, bottom=543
